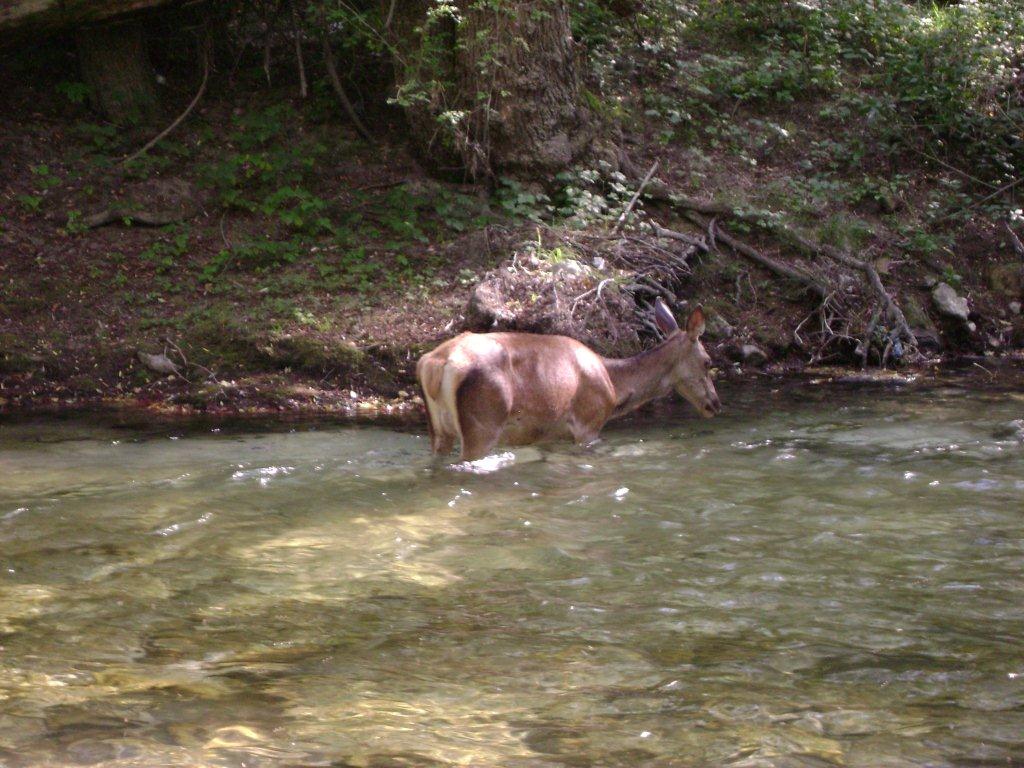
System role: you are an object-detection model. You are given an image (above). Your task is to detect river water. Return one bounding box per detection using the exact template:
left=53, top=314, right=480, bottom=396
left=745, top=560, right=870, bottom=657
left=1, top=374, right=1023, bottom=767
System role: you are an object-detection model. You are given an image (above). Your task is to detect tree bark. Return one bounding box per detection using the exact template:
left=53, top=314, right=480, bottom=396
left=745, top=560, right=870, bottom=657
left=390, top=0, right=590, bottom=180
left=76, top=17, right=158, bottom=122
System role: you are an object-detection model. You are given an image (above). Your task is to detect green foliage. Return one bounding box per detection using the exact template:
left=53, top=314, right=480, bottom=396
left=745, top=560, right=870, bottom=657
left=494, top=178, right=551, bottom=221
left=55, top=81, right=90, bottom=105
left=62, top=210, right=88, bottom=236
left=141, top=226, right=191, bottom=275
left=30, top=164, right=61, bottom=190
left=581, top=0, right=1023, bottom=190
left=72, top=122, right=120, bottom=157
left=17, top=195, right=43, bottom=212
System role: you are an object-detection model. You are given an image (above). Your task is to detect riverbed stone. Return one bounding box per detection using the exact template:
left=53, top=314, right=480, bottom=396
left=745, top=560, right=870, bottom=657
left=1010, top=300, right=1021, bottom=316
left=931, top=282, right=969, bottom=324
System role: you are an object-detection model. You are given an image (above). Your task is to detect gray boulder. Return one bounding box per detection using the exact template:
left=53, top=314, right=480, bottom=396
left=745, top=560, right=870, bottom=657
left=931, top=282, right=969, bottom=324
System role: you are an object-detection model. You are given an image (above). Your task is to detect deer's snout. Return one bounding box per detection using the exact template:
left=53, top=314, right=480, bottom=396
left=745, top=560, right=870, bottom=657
left=703, top=390, right=722, bottom=417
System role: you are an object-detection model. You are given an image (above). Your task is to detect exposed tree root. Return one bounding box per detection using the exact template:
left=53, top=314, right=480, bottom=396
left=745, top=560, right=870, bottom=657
left=637, top=186, right=921, bottom=364
left=679, top=213, right=829, bottom=298
left=766, top=226, right=916, bottom=347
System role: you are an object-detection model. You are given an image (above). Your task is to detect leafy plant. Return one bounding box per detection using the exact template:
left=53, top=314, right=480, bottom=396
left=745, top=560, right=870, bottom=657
left=17, top=195, right=43, bottom=212
left=63, top=210, right=88, bottom=236
left=141, top=226, right=191, bottom=274
left=56, top=81, right=90, bottom=105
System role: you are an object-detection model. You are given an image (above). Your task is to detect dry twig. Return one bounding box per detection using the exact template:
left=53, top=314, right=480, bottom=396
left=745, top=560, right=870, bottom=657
left=613, top=160, right=659, bottom=234
left=122, top=36, right=210, bottom=165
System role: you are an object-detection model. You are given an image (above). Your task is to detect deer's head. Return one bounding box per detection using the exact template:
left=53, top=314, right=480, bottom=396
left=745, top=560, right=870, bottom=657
left=654, top=298, right=722, bottom=418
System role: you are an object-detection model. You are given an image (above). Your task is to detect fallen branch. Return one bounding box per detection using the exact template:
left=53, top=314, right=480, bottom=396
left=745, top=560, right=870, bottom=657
left=571, top=277, right=616, bottom=316
left=84, top=207, right=195, bottom=229
left=932, top=175, right=1023, bottom=224
left=650, top=222, right=706, bottom=250
left=614, top=160, right=659, bottom=234
left=383, top=0, right=398, bottom=30
left=857, top=305, right=882, bottom=368
left=322, top=33, right=374, bottom=143
left=1006, top=220, right=1024, bottom=259
left=122, top=37, right=210, bottom=165
left=165, top=337, right=220, bottom=384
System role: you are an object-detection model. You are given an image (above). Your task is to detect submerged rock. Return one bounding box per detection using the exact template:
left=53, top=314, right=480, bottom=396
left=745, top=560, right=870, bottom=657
left=992, top=419, right=1024, bottom=441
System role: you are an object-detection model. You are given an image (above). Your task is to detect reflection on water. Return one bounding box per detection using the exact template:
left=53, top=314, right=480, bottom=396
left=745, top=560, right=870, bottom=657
left=1, top=377, right=1023, bottom=767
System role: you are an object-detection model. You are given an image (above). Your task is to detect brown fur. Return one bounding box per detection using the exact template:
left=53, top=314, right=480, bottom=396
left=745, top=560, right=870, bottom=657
left=417, top=302, right=721, bottom=461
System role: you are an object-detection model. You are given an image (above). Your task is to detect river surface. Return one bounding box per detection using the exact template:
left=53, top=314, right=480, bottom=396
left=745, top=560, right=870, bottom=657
left=1, top=374, right=1023, bottom=767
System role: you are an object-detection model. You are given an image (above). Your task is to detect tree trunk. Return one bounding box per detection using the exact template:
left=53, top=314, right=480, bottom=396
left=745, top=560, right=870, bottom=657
left=391, top=0, right=590, bottom=180
left=76, top=18, right=157, bottom=122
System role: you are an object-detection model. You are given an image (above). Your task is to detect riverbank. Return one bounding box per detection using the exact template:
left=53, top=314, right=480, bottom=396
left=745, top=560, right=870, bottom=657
left=3, top=353, right=1021, bottom=422
left=3, top=23, right=1023, bottom=419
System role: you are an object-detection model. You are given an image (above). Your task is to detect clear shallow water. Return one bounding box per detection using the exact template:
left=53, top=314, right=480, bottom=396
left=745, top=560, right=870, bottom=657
left=1, top=379, right=1023, bottom=768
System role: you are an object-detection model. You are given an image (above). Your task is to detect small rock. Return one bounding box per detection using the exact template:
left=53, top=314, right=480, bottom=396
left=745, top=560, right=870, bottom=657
left=740, top=344, right=768, bottom=366
left=551, top=258, right=586, bottom=276
left=137, top=351, right=179, bottom=376
left=704, top=312, right=734, bottom=341
left=1010, top=300, right=1021, bottom=316
left=592, top=256, right=607, bottom=271
left=931, top=282, right=970, bottom=324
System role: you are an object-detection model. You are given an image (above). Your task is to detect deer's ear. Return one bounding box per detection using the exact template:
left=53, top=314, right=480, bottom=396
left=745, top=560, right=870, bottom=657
left=687, top=305, right=706, bottom=339
left=654, top=298, right=679, bottom=335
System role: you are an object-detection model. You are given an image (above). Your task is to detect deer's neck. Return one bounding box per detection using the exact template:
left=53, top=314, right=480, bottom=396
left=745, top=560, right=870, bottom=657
left=602, top=334, right=684, bottom=419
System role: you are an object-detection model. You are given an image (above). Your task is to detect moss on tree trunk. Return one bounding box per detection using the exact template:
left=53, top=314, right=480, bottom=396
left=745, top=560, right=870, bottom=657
left=76, top=18, right=157, bottom=122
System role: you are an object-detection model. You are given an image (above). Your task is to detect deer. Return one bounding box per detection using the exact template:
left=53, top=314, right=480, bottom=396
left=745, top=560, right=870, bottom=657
left=416, top=298, right=721, bottom=461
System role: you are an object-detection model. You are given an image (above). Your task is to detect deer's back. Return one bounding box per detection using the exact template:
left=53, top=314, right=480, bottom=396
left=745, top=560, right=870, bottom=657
left=418, top=331, right=614, bottom=417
